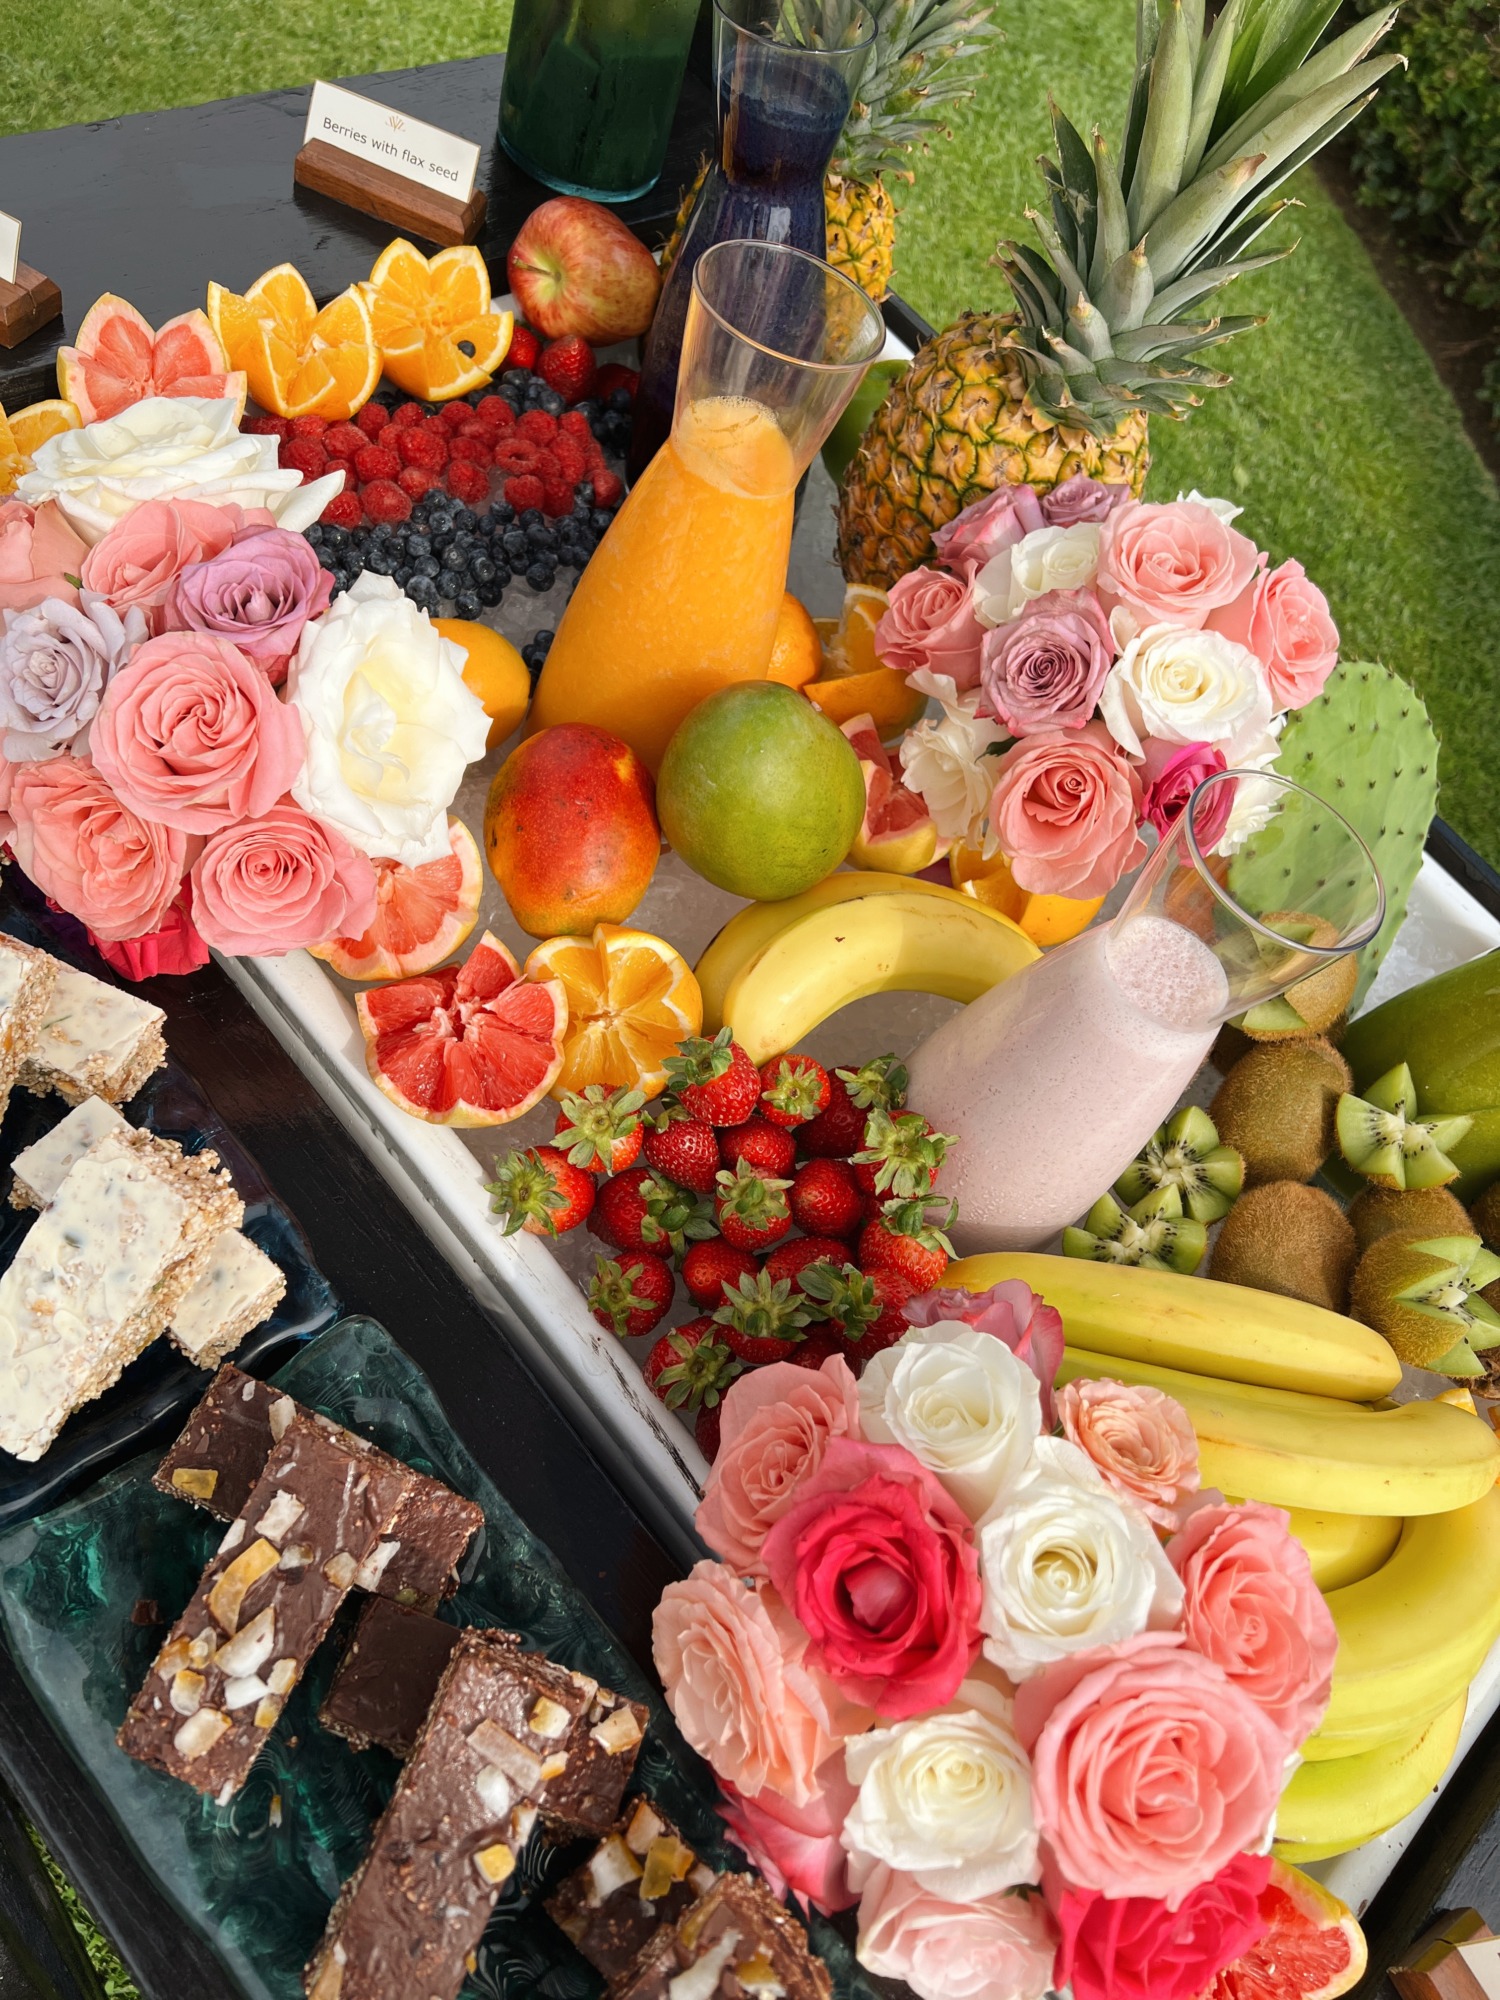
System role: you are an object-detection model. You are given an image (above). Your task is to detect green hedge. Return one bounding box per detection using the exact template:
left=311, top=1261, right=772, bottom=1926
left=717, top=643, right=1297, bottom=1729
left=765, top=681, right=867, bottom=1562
left=1349, top=0, right=1500, bottom=418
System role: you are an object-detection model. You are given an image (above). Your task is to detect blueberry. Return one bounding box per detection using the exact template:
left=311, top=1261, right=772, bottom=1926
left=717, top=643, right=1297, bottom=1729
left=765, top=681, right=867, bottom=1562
left=533, top=628, right=555, bottom=652
left=327, top=568, right=348, bottom=594
left=590, top=508, right=613, bottom=534
left=393, top=564, right=413, bottom=587
left=470, top=554, right=497, bottom=586
left=525, top=561, right=555, bottom=593
left=527, top=524, right=557, bottom=552
left=574, top=399, right=601, bottom=425
left=363, top=550, right=394, bottom=575
left=405, top=531, right=431, bottom=557
left=478, top=578, right=505, bottom=607
left=520, top=508, right=544, bottom=530
left=411, top=555, right=440, bottom=580
left=537, top=386, right=565, bottom=416
left=508, top=369, right=534, bottom=391
left=493, top=565, right=514, bottom=591
left=450, top=532, right=477, bottom=559
left=440, top=546, right=467, bottom=573
left=404, top=575, right=439, bottom=610
left=502, top=529, right=529, bottom=561
left=450, top=507, right=478, bottom=533
left=431, top=531, right=454, bottom=556
left=608, top=387, right=634, bottom=414
left=306, top=522, right=325, bottom=545
left=452, top=589, right=483, bottom=620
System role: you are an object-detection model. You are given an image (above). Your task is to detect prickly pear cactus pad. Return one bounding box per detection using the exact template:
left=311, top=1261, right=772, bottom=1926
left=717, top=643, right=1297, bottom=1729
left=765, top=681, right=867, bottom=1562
left=1230, top=661, right=1439, bottom=1005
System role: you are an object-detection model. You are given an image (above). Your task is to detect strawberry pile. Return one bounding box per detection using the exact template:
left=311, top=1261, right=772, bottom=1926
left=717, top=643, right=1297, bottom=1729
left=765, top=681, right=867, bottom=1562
left=485, top=1035, right=958, bottom=1464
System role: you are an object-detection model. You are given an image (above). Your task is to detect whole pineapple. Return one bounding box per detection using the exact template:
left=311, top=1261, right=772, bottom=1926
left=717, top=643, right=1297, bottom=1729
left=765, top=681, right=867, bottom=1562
left=837, top=0, right=1402, bottom=586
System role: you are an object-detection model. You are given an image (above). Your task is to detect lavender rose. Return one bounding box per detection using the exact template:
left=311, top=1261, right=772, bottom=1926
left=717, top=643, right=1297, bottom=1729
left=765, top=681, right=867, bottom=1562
left=0, top=591, right=147, bottom=762
left=1041, top=476, right=1131, bottom=528
left=933, top=484, right=1046, bottom=580
left=979, top=589, right=1115, bottom=735
left=166, top=526, right=334, bottom=684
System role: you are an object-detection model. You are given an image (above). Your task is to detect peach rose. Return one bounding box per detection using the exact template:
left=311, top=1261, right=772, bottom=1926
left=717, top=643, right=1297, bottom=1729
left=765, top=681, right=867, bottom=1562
left=91, top=631, right=304, bottom=834
left=652, top=1561, right=866, bottom=1806
left=8, top=755, right=191, bottom=941
left=1208, top=557, right=1339, bottom=711
left=1014, top=1632, right=1285, bottom=1907
left=1098, top=501, right=1261, bottom=633
left=80, top=498, right=268, bottom=626
left=988, top=720, right=1145, bottom=898
left=697, top=1354, right=862, bottom=1577
left=720, top=1759, right=859, bottom=1914
left=0, top=499, right=88, bottom=615
left=190, top=802, right=378, bottom=957
left=856, top=1863, right=1057, bottom=2000
left=876, top=568, right=985, bottom=690
left=1056, top=1379, right=1200, bottom=1531
left=1167, top=1500, right=1337, bottom=1750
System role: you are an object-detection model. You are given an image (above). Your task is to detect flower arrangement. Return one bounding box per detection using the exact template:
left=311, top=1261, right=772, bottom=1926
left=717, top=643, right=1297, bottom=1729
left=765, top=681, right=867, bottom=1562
left=653, top=1281, right=1339, bottom=2000
left=883, top=481, right=1341, bottom=900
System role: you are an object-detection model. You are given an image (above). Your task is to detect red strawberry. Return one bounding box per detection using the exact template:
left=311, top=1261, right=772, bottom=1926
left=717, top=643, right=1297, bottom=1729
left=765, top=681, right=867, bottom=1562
left=643, top=1108, right=721, bottom=1195
left=538, top=334, right=598, bottom=404
left=762, top=1236, right=851, bottom=1291
left=858, top=1197, right=956, bottom=1292
left=853, top=1108, right=954, bottom=1201
left=595, top=362, right=639, bottom=402
left=590, top=1166, right=714, bottom=1259
left=506, top=326, right=542, bottom=373
left=665, top=1030, right=762, bottom=1128
left=553, top=1085, right=646, bottom=1175
left=798, top=1261, right=915, bottom=1373
left=848, top=1269, right=919, bottom=1368
left=758, top=1054, right=831, bottom=1129
left=784, top=1330, right=847, bottom=1372
left=719, top=1116, right=796, bottom=1179
left=588, top=1253, right=674, bottom=1338
left=642, top=1318, right=740, bottom=1412
left=681, top=1238, right=758, bottom=1309
left=712, top=1269, right=811, bottom=1366
left=795, top=1072, right=864, bottom=1159
left=695, top=1400, right=724, bottom=1462
left=485, top=1145, right=595, bottom=1237
left=788, top=1157, right=864, bottom=1239
left=355, top=400, right=391, bottom=436
left=713, top=1160, right=792, bottom=1254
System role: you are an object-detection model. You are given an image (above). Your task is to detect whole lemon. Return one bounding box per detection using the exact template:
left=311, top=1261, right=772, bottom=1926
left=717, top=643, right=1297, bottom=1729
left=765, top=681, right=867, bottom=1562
left=657, top=683, right=865, bottom=900
left=435, top=619, right=531, bottom=751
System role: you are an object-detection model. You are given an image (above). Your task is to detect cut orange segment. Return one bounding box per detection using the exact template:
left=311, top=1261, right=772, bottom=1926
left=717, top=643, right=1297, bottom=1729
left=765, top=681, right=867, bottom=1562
left=949, top=843, right=1103, bottom=948
left=362, top=238, right=513, bottom=402
left=208, top=263, right=381, bottom=420
left=0, top=398, right=82, bottom=494
left=766, top=590, right=822, bottom=690
left=525, top=924, right=702, bottom=1099
left=803, top=580, right=928, bottom=739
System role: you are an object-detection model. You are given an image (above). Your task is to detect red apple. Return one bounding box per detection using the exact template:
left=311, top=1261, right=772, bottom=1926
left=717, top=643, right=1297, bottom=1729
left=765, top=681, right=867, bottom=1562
left=507, top=197, right=661, bottom=344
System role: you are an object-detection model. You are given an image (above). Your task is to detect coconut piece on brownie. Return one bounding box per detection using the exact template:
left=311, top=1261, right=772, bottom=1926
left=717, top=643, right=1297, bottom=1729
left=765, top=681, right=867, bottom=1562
left=10, top=1096, right=129, bottom=1210
left=21, top=960, right=166, bottom=1106
left=168, top=1230, right=287, bottom=1368
left=0, top=934, right=56, bottom=1119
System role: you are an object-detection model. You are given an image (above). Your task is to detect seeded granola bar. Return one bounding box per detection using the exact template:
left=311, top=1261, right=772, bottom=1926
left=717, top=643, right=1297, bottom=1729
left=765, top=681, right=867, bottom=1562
left=319, top=1596, right=469, bottom=1756
left=547, top=1799, right=715, bottom=1986
left=612, top=1874, right=833, bottom=2000
left=168, top=1230, right=287, bottom=1368
left=20, top=959, right=166, bottom=1106
left=10, top=1097, right=128, bottom=1210
left=0, top=933, right=55, bottom=1121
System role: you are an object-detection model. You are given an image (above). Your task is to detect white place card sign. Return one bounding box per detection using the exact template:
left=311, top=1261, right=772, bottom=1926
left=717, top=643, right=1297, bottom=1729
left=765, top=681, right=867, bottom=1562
left=303, top=81, right=480, bottom=202
left=1459, top=1937, right=1500, bottom=2000
left=0, top=211, right=20, bottom=287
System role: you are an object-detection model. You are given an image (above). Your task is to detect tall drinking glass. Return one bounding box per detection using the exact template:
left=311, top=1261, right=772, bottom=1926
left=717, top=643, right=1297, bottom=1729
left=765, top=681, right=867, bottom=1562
left=904, top=772, right=1387, bottom=1253
left=527, top=238, right=884, bottom=771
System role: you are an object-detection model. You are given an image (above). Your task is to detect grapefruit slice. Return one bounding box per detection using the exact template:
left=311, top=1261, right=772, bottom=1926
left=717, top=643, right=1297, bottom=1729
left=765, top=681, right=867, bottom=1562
left=1203, top=1859, right=1366, bottom=2000
left=57, top=295, right=246, bottom=423
left=356, top=930, right=566, bottom=1127
left=312, top=818, right=483, bottom=981
left=841, top=712, right=945, bottom=874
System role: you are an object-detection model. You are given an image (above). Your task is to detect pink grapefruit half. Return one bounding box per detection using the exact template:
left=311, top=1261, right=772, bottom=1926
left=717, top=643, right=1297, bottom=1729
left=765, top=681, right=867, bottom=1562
left=312, top=818, right=483, bottom=981
left=57, top=295, right=247, bottom=423
left=841, top=712, right=946, bottom=874
left=1204, top=1860, right=1367, bottom=2000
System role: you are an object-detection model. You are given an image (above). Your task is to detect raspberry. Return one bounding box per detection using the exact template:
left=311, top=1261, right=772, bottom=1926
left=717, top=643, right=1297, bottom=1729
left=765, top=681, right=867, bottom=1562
left=243, top=414, right=290, bottom=439
left=323, top=422, right=366, bottom=460
left=541, top=482, right=574, bottom=518
left=591, top=468, right=624, bottom=508
left=389, top=401, right=426, bottom=428
left=353, top=443, right=401, bottom=483
left=290, top=413, right=329, bottom=437
left=504, top=473, right=546, bottom=513
left=360, top=479, right=412, bottom=524
left=506, top=327, right=541, bottom=372
left=440, top=400, right=473, bottom=429
left=551, top=435, right=588, bottom=483
left=420, top=414, right=451, bottom=442
left=397, top=466, right=440, bottom=500
left=280, top=437, right=328, bottom=478
left=446, top=460, right=490, bottom=506
left=355, top=401, right=391, bottom=436
left=476, top=396, right=515, bottom=429
left=532, top=449, right=563, bottom=483
left=559, top=410, right=592, bottom=440
left=456, top=419, right=492, bottom=440
left=321, top=490, right=364, bottom=529
left=448, top=434, right=492, bottom=466
left=494, top=437, right=544, bottom=475
left=395, top=426, right=447, bottom=471
left=517, top=409, right=558, bottom=445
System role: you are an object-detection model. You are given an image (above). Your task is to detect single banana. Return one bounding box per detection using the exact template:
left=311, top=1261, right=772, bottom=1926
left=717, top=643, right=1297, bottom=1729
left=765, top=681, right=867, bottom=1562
left=1274, top=1692, right=1467, bottom=1853
left=1301, top=1692, right=1456, bottom=1763
left=1283, top=1506, right=1402, bottom=1593
left=1056, top=1347, right=1368, bottom=1416
left=718, top=889, right=1038, bottom=1065
left=949, top=1254, right=1402, bottom=1402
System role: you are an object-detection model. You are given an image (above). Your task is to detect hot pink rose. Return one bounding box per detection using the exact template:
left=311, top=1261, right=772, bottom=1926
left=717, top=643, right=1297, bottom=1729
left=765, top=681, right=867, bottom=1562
left=89, top=886, right=209, bottom=980
left=189, top=802, right=377, bottom=956
left=1014, top=1632, right=1285, bottom=1906
left=8, top=756, right=191, bottom=941
left=652, top=1561, right=866, bottom=1806
left=1208, top=557, right=1339, bottom=711
left=0, top=500, right=88, bottom=615
left=761, top=1436, right=982, bottom=1719
left=1098, top=501, right=1262, bottom=631
left=166, top=527, right=334, bottom=685
left=876, top=568, right=985, bottom=690
left=903, top=1280, right=1064, bottom=1423
left=979, top=588, right=1115, bottom=734
left=1138, top=739, right=1232, bottom=844
left=697, top=1355, right=862, bottom=1576
left=1056, top=1379, right=1199, bottom=1531
left=1167, top=1500, right=1337, bottom=1750
left=719, top=1759, right=859, bottom=1915
left=856, top=1862, right=1057, bottom=2000
left=933, top=483, right=1046, bottom=580
left=988, top=720, right=1145, bottom=898
left=80, top=499, right=268, bottom=626
left=91, top=632, right=304, bottom=834
left=1051, top=1853, right=1272, bottom=2000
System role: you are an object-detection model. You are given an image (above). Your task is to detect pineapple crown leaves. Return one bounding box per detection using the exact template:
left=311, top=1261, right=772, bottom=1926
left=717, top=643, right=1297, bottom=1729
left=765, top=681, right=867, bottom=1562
left=835, top=1054, right=909, bottom=1112
left=663, top=1027, right=738, bottom=1092
left=832, top=0, right=1005, bottom=181
left=711, top=1270, right=813, bottom=1344
left=639, top=1172, right=718, bottom=1255
left=714, top=1157, right=793, bottom=1226
left=553, top=1086, right=646, bottom=1169
left=854, top=1107, right=954, bottom=1196
left=798, top=1258, right=883, bottom=1337
left=587, top=1255, right=661, bottom=1337
left=653, top=1329, right=743, bottom=1412
left=485, top=1148, right=568, bottom=1237
left=876, top=1193, right=958, bottom=1256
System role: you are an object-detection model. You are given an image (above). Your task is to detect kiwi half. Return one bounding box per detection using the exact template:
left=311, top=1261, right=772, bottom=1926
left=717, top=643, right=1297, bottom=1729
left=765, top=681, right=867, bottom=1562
left=1114, top=1106, right=1245, bottom=1224
left=1210, top=1039, right=1352, bottom=1187
left=1349, top=1230, right=1500, bottom=1374
left=1347, top=1184, right=1474, bottom=1256
left=1209, top=1182, right=1357, bottom=1312
left=1062, top=1186, right=1207, bottom=1274
left=1336, top=1063, right=1474, bottom=1190
left=1235, top=915, right=1358, bottom=1043
left=1473, top=1180, right=1500, bottom=1252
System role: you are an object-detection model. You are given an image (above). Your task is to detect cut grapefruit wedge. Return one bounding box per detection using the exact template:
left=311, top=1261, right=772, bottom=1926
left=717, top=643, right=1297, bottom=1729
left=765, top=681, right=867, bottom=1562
left=1202, top=1860, right=1366, bottom=2000
left=312, top=818, right=482, bottom=981
left=357, top=930, right=566, bottom=1127
left=57, top=295, right=246, bottom=423
left=841, top=711, right=945, bottom=874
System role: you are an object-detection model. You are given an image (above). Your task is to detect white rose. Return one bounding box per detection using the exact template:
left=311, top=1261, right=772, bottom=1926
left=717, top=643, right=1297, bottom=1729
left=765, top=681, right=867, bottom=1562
left=977, top=1438, right=1183, bottom=1678
left=859, top=1325, right=1041, bottom=1519
left=16, top=397, right=342, bottom=544
left=905, top=664, right=986, bottom=723
left=1215, top=724, right=1285, bottom=856
left=843, top=1677, right=1038, bottom=1898
left=1100, top=622, right=1273, bottom=760
left=1176, top=487, right=1245, bottom=524
left=899, top=710, right=1006, bottom=856
left=974, top=523, right=1101, bottom=626
left=287, top=573, right=489, bottom=866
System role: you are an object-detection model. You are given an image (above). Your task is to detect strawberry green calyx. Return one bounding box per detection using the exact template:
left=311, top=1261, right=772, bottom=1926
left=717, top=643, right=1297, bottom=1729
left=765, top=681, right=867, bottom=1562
left=759, top=1055, right=830, bottom=1126
left=798, top=1260, right=882, bottom=1339
left=665, top=1027, right=738, bottom=1092
left=554, top=1085, right=646, bottom=1171
left=855, top=1107, right=954, bottom=1198
left=639, top=1172, right=717, bottom=1257
left=587, top=1256, right=662, bottom=1337
left=878, top=1194, right=957, bottom=1259
left=714, top=1158, right=791, bottom=1226
left=485, top=1149, right=570, bottom=1236
left=836, top=1054, right=909, bottom=1113
left=654, top=1329, right=742, bottom=1411
left=712, top=1271, right=811, bottom=1346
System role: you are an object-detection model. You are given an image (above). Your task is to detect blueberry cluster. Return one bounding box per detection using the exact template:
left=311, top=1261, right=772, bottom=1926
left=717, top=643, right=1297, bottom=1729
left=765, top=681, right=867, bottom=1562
left=522, top=629, right=555, bottom=681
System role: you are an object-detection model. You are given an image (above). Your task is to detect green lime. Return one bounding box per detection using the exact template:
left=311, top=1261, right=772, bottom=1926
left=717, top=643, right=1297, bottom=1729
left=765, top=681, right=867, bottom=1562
left=820, top=359, right=905, bottom=486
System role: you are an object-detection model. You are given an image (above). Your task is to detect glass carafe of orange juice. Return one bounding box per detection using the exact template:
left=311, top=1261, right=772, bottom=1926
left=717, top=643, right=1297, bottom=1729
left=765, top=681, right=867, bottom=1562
left=525, top=237, right=885, bottom=772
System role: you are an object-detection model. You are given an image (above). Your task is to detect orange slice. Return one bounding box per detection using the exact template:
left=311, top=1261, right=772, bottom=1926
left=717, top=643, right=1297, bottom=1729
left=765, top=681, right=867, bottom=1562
left=803, top=581, right=928, bottom=739
left=0, top=398, right=82, bottom=494
left=207, top=264, right=381, bottom=420
left=766, top=590, right=822, bottom=690
left=949, top=843, right=1103, bottom=948
left=362, top=238, right=513, bottom=401
left=525, top=924, right=702, bottom=1099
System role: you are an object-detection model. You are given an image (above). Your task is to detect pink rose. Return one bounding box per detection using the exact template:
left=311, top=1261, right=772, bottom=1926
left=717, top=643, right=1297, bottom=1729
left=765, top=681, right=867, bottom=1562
left=0, top=500, right=88, bottom=615
left=876, top=568, right=985, bottom=690
left=1051, top=1853, right=1272, bottom=2000
left=1040, top=476, right=1131, bottom=529
left=1138, top=739, right=1232, bottom=844
left=856, top=1863, right=1057, bottom=2000
left=89, top=887, right=209, bottom=980
left=933, top=484, right=1046, bottom=580
left=988, top=721, right=1145, bottom=899
left=189, top=802, right=378, bottom=956
left=761, top=1436, right=982, bottom=1719
left=80, top=499, right=268, bottom=627
left=697, top=1354, right=862, bottom=1576
left=979, top=588, right=1115, bottom=734
left=1098, top=501, right=1262, bottom=631
left=8, top=756, right=191, bottom=941
left=1208, top=557, right=1338, bottom=711
left=1167, top=1500, right=1337, bottom=1750
left=652, top=1561, right=866, bottom=1806
left=1015, top=1632, right=1286, bottom=1906
left=166, top=527, right=334, bottom=685
left=1056, top=1379, right=1200, bottom=1531
left=719, top=1760, right=859, bottom=1915
left=91, top=631, right=304, bottom=834
left=903, top=1280, right=1064, bottom=1423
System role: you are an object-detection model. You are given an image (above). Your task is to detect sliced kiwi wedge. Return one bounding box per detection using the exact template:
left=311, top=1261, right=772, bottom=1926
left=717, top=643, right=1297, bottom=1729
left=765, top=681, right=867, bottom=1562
left=1115, top=1106, right=1245, bottom=1224
left=1349, top=1229, right=1500, bottom=1374
left=1336, top=1062, right=1474, bottom=1191
left=1062, top=1185, right=1207, bottom=1275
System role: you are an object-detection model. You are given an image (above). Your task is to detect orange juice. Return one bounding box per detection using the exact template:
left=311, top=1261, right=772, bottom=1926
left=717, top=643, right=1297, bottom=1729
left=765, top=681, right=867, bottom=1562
left=526, top=394, right=799, bottom=772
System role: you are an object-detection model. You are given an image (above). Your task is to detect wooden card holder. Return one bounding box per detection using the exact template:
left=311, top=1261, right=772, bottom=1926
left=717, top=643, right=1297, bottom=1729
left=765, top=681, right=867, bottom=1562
left=1391, top=1910, right=1498, bottom=2000
left=0, top=262, right=62, bottom=349
left=293, top=138, right=486, bottom=247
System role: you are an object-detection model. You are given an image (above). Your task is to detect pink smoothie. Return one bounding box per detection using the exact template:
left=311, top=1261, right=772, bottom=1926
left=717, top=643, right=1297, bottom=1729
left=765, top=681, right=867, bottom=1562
left=904, top=913, right=1230, bottom=1254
